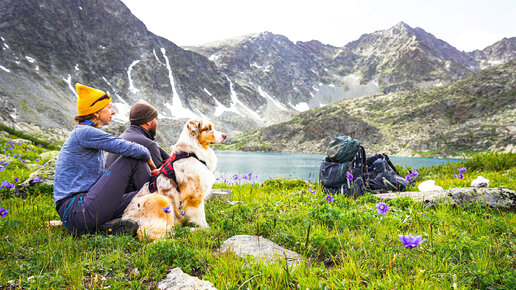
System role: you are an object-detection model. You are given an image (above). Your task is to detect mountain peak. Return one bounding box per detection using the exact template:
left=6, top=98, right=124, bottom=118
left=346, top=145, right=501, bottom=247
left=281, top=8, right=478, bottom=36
left=388, top=21, right=417, bottom=36
left=393, top=21, right=412, bottom=29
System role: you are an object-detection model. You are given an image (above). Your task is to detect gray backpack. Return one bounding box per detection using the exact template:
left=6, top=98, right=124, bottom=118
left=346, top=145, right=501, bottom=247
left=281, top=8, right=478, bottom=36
left=319, top=136, right=367, bottom=197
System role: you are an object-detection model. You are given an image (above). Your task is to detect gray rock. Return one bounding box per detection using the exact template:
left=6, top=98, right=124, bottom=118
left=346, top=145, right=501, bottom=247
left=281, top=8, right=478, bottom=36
left=18, top=151, right=59, bottom=187
left=158, top=268, right=216, bottom=290
left=374, top=187, right=516, bottom=209
left=220, top=235, right=300, bottom=266
left=209, top=189, right=232, bottom=202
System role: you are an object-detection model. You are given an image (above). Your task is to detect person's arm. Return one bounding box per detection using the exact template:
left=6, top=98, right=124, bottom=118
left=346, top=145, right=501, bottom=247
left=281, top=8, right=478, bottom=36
left=79, top=127, right=150, bottom=161
left=147, top=159, right=157, bottom=173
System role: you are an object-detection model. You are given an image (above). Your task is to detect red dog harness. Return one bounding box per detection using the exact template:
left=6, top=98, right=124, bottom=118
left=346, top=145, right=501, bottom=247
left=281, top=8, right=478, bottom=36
left=148, top=152, right=206, bottom=193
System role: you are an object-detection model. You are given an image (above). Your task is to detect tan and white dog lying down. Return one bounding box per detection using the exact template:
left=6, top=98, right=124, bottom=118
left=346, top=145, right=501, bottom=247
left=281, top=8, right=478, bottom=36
left=122, top=119, right=226, bottom=241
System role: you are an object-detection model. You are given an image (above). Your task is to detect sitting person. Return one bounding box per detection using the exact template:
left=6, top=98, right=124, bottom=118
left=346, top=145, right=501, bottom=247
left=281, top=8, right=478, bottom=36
left=53, top=83, right=156, bottom=235
left=106, top=101, right=170, bottom=170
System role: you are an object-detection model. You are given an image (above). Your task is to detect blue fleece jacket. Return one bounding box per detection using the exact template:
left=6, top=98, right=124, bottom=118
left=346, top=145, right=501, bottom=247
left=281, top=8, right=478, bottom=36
left=53, top=125, right=151, bottom=205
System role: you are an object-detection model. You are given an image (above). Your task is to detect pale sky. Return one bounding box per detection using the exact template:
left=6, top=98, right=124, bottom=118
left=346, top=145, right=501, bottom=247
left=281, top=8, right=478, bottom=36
left=121, top=0, right=516, bottom=52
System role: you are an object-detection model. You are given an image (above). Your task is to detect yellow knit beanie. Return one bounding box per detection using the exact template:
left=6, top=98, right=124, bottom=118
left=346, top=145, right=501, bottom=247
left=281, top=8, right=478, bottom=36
left=76, top=83, right=111, bottom=116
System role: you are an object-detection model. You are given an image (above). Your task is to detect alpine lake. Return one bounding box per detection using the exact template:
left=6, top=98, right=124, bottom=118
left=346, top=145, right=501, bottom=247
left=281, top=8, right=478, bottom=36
left=214, top=150, right=463, bottom=183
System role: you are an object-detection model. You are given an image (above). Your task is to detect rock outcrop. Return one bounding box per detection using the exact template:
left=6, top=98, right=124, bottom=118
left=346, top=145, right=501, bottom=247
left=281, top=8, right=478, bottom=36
left=374, top=187, right=516, bottom=209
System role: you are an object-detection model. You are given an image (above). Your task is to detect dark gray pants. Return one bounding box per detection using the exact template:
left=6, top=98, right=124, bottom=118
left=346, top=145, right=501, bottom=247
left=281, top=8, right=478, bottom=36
left=56, top=156, right=150, bottom=235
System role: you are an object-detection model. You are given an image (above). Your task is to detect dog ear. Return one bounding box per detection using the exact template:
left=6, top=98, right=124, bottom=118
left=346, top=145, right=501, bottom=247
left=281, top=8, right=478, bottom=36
left=200, top=120, right=212, bottom=132
left=186, top=119, right=200, bottom=134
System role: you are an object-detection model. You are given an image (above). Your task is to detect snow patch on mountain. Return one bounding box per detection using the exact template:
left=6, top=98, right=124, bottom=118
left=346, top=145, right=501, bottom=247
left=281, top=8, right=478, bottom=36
left=257, top=87, right=288, bottom=111
left=0, top=65, right=10, bottom=73
left=128, top=60, right=140, bottom=94
left=161, top=48, right=198, bottom=119
left=63, top=74, right=78, bottom=98
left=291, top=102, right=309, bottom=112
left=215, top=77, right=263, bottom=121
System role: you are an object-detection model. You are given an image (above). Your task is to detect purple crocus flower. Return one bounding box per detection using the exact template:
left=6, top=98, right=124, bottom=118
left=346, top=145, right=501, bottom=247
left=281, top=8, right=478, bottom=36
left=162, top=206, right=171, bottom=214
left=31, top=177, right=42, bottom=183
left=325, top=194, right=334, bottom=203
left=399, top=234, right=426, bottom=249
left=346, top=171, right=353, bottom=180
left=14, top=177, right=19, bottom=183
left=180, top=210, right=186, bottom=216
left=309, top=189, right=316, bottom=194
left=376, top=202, right=390, bottom=215
left=411, top=170, right=419, bottom=178
left=0, top=166, right=4, bottom=172
left=35, top=158, right=39, bottom=162
left=0, top=208, right=8, bottom=217
left=405, top=174, right=411, bottom=182
left=458, top=167, right=467, bottom=173
left=455, top=173, right=464, bottom=180
left=0, top=181, right=15, bottom=189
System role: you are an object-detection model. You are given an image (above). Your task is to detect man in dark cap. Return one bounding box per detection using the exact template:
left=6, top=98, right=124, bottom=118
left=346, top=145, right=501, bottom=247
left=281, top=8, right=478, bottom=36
left=106, top=102, right=170, bottom=173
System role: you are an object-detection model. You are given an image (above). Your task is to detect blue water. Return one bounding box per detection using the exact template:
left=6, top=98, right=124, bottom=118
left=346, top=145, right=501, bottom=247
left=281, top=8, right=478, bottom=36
left=214, top=150, right=463, bottom=183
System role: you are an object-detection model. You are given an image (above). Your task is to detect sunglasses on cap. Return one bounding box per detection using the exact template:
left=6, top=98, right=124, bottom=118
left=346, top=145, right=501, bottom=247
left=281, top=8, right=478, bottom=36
left=90, top=92, right=111, bottom=107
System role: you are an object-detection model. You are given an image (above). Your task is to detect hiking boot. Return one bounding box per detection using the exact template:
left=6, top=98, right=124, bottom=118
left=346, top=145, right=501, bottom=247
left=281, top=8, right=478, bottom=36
left=98, top=218, right=139, bottom=236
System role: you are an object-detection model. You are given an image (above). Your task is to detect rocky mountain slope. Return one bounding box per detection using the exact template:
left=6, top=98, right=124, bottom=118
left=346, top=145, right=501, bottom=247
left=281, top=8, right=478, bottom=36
left=0, top=0, right=514, bottom=151
left=223, top=60, right=516, bottom=157
left=0, top=0, right=268, bottom=145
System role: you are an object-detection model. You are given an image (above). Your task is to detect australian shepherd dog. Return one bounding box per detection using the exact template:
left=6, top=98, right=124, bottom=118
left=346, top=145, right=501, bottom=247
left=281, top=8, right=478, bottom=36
left=122, top=119, right=226, bottom=241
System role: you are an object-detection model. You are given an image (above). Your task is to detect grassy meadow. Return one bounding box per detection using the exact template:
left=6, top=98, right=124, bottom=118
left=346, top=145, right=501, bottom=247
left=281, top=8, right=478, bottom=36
left=0, top=130, right=515, bottom=289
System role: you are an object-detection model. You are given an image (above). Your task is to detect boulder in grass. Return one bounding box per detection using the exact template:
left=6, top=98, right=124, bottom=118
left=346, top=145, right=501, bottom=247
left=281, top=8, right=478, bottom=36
left=158, top=268, right=216, bottom=290
left=220, top=235, right=301, bottom=267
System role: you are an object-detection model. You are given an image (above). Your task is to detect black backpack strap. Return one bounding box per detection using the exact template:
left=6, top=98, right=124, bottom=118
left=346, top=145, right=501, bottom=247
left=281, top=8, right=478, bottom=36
left=382, top=154, right=400, bottom=175
left=357, top=146, right=367, bottom=173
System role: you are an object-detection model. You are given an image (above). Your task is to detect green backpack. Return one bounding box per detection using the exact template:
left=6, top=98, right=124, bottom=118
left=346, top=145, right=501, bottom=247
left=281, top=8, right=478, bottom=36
left=326, top=136, right=360, bottom=163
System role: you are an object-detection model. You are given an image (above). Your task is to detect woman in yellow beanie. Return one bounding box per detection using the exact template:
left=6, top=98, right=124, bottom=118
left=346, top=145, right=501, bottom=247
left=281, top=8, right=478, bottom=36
left=53, top=83, right=157, bottom=235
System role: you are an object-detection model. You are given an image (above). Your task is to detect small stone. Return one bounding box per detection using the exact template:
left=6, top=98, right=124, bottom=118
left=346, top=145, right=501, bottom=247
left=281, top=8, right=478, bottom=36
left=471, top=176, right=490, bottom=187
left=130, top=268, right=140, bottom=276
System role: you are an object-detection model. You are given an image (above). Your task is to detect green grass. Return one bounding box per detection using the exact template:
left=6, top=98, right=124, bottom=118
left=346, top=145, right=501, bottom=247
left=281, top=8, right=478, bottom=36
left=0, top=134, right=515, bottom=288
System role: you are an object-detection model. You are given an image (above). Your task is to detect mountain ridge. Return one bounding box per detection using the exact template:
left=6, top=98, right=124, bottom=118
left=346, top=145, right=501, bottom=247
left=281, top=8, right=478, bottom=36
left=0, top=0, right=514, bottom=152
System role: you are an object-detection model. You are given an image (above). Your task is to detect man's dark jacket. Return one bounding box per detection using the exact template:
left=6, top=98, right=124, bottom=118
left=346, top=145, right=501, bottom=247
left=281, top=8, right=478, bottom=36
left=106, top=125, right=170, bottom=169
